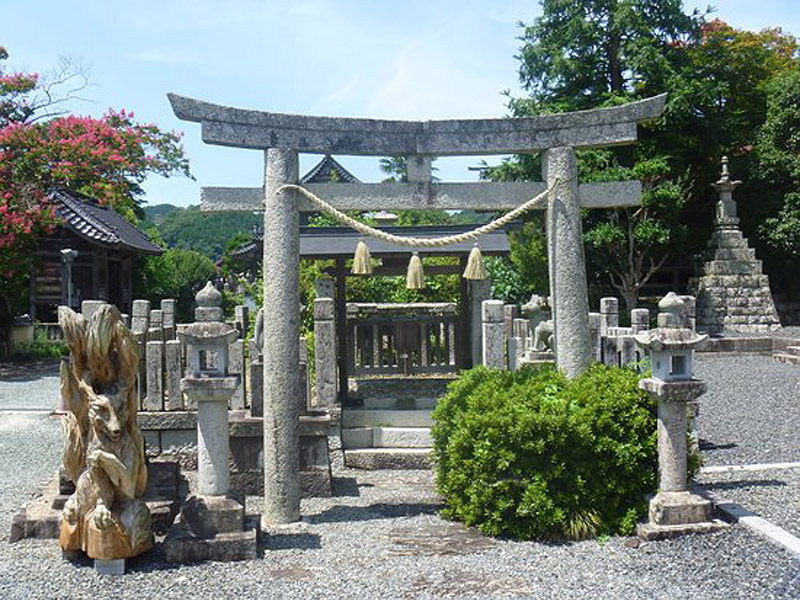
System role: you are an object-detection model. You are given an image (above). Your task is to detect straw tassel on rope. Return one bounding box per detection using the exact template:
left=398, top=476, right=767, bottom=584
left=406, top=252, right=424, bottom=289
left=463, top=244, right=488, bottom=280
left=351, top=240, right=373, bottom=275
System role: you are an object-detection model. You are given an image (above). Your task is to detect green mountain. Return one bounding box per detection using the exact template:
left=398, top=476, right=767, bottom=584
left=144, top=204, right=260, bottom=260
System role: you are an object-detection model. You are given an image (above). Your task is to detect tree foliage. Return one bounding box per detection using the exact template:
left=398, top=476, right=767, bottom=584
left=0, top=46, right=191, bottom=350
left=147, top=205, right=260, bottom=260
left=133, top=249, right=215, bottom=323
left=495, top=4, right=798, bottom=306
left=754, top=68, right=800, bottom=266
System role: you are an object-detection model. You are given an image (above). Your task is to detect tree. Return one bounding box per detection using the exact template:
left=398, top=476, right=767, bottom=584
left=496, top=3, right=797, bottom=307
left=0, top=46, right=191, bottom=352
left=754, top=68, right=800, bottom=265
left=133, top=249, right=216, bottom=323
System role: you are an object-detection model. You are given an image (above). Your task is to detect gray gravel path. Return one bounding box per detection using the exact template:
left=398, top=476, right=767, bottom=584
left=0, top=361, right=60, bottom=412
left=694, top=354, right=800, bottom=466
left=697, top=468, right=800, bottom=539
left=1, top=356, right=799, bottom=599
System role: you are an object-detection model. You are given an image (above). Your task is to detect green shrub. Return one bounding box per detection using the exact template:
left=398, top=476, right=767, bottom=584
left=431, top=363, right=660, bottom=540
left=10, top=339, right=69, bottom=362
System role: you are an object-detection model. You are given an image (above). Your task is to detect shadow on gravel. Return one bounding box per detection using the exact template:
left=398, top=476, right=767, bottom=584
left=263, top=532, right=322, bottom=552
left=331, top=477, right=360, bottom=497
left=699, top=438, right=738, bottom=451
left=62, top=545, right=185, bottom=574
left=306, top=502, right=441, bottom=524
left=0, top=360, right=59, bottom=382
left=702, top=478, right=789, bottom=492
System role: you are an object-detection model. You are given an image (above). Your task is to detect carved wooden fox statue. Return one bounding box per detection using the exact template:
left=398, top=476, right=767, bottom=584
left=58, top=304, right=152, bottom=560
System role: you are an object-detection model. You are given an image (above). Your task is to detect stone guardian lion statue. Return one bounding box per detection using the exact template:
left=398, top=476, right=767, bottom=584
left=58, top=304, right=152, bottom=560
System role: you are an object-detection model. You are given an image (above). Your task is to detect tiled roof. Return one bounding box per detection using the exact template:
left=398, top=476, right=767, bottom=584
left=300, top=154, right=361, bottom=184
left=49, top=188, right=163, bottom=254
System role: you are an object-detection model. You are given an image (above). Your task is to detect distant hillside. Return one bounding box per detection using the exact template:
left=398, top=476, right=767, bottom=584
left=145, top=204, right=260, bottom=260
left=142, top=203, right=182, bottom=227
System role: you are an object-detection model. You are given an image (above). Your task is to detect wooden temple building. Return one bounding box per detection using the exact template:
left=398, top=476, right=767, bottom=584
left=30, top=188, right=162, bottom=321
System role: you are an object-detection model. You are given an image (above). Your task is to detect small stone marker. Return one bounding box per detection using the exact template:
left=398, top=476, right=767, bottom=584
left=482, top=300, right=505, bottom=369
left=95, top=558, right=125, bottom=575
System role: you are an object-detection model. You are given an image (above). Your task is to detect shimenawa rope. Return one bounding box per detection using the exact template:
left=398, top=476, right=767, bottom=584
left=275, top=179, right=559, bottom=248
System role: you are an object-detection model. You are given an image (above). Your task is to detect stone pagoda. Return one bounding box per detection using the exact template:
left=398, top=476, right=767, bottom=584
left=693, top=157, right=781, bottom=335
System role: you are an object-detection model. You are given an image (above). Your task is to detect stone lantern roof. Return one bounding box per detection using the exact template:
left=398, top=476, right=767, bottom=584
left=633, top=292, right=707, bottom=352
left=179, top=281, right=238, bottom=346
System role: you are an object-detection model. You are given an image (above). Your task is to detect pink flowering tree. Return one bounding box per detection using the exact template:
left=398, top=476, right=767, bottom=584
left=0, top=46, right=191, bottom=355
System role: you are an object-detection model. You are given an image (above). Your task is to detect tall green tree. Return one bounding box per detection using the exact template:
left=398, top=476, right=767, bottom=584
left=496, top=3, right=797, bottom=307
left=753, top=68, right=800, bottom=268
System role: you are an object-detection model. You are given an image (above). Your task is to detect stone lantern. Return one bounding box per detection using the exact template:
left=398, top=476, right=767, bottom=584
left=165, top=281, right=257, bottom=562
left=633, top=292, right=726, bottom=540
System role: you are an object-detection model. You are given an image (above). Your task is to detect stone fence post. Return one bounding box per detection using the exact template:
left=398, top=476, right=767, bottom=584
left=589, top=312, right=602, bottom=362
left=149, top=309, right=163, bottom=341
left=482, top=300, right=505, bottom=369
left=470, top=279, right=491, bottom=367
left=631, top=308, right=650, bottom=333
left=161, top=299, right=176, bottom=341
left=144, top=339, right=164, bottom=411
left=235, top=305, right=249, bottom=337
left=314, top=298, right=337, bottom=409
left=165, top=339, right=183, bottom=411
left=679, top=295, right=696, bottom=331
left=249, top=339, right=263, bottom=417
left=600, top=297, right=619, bottom=337
left=229, top=339, right=245, bottom=410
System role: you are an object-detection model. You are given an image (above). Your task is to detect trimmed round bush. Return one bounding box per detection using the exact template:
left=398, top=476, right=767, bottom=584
left=431, top=364, right=658, bottom=540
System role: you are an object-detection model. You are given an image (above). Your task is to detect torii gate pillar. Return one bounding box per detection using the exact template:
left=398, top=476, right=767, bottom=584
left=544, top=147, right=591, bottom=377
left=262, top=148, right=301, bottom=525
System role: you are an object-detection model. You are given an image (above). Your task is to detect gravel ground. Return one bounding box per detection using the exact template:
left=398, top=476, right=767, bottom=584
left=694, top=354, right=800, bottom=466
left=0, top=361, right=60, bottom=412
left=1, top=356, right=799, bottom=599
left=697, top=468, right=800, bottom=539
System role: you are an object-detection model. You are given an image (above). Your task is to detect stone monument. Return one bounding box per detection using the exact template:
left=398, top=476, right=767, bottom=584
left=164, top=281, right=257, bottom=562
left=58, top=303, right=152, bottom=574
left=693, top=157, right=781, bottom=335
left=633, top=292, right=727, bottom=540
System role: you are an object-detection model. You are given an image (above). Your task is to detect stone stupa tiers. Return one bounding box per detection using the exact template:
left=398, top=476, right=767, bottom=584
left=692, top=157, right=781, bottom=335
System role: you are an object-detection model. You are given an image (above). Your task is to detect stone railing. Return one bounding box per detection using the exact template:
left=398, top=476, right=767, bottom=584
left=496, top=295, right=697, bottom=372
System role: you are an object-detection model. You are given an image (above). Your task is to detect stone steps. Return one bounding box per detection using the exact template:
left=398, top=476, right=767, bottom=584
left=342, top=408, right=434, bottom=428
left=360, top=396, right=439, bottom=410
left=701, top=259, right=762, bottom=276
left=344, top=448, right=432, bottom=470
left=342, top=426, right=432, bottom=449
left=708, top=247, right=757, bottom=261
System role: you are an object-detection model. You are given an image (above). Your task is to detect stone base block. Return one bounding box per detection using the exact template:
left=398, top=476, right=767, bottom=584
left=344, top=448, right=432, bottom=470
left=637, top=519, right=729, bottom=541
left=649, top=491, right=712, bottom=526
left=95, top=558, right=126, bottom=575
left=180, top=495, right=244, bottom=536
left=163, top=519, right=258, bottom=563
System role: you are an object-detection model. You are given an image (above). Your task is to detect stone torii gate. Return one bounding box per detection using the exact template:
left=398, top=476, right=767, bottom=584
left=168, top=92, right=666, bottom=524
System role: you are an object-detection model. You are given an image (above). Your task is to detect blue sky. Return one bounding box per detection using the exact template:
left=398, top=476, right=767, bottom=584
left=3, top=0, right=798, bottom=208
